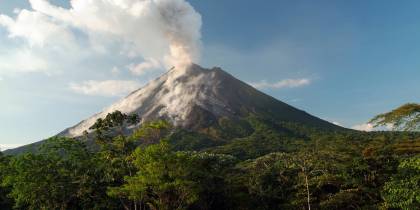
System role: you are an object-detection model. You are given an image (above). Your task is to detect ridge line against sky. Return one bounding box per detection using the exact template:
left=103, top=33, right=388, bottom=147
left=1, top=0, right=420, bottom=147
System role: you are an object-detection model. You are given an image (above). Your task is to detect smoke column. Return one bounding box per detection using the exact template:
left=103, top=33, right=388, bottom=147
left=28, top=0, right=202, bottom=70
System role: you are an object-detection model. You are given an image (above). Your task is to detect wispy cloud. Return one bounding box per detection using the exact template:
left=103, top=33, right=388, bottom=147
left=0, top=143, right=23, bottom=151
left=69, top=80, right=142, bottom=97
left=110, top=66, right=120, bottom=76
left=351, top=122, right=393, bottom=131
left=0, top=9, right=76, bottom=47
left=250, top=78, right=311, bottom=89
left=351, top=123, right=374, bottom=131
left=0, top=8, right=82, bottom=77
left=128, top=58, right=161, bottom=76
left=0, top=48, right=50, bottom=74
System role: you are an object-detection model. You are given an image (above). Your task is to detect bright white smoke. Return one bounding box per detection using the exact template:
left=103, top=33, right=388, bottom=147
left=1, top=0, right=202, bottom=72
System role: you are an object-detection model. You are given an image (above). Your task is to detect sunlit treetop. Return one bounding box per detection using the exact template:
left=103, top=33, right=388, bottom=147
left=370, top=103, right=420, bottom=131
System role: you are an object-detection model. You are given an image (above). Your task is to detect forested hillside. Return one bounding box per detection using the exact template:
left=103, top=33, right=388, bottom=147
left=0, top=109, right=419, bottom=210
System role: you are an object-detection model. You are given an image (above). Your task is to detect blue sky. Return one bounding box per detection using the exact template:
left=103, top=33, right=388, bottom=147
left=1, top=0, right=420, bottom=149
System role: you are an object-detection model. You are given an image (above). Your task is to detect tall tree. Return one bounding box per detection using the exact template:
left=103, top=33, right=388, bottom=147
left=370, top=103, right=420, bottom=131
left=283, top=150, right=333, bottom=210
left=89, top=111, right=141, bottom=210
left=109, top=140, right=237, bottom=210
left=89, top=111, right=141, bottom=183
left=241, top=153, right=299, bottom=209
left=108, top=141, right=198, bottom=210
left=90, top=112, right=174, bottom=210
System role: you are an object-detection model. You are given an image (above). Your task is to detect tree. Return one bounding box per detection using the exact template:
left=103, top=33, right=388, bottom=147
left=89, top=110, right=139, bottom=194
left=181, top=151, right=237, bottom=210
left=109, top=141, right=237, bottom=210
left=108, top=141, right=198, bottom=210
left=381, top=156, right=420, bottom=210
left=90, top=111, right=176, bottom=210
left=370, top=103, right=420, bottom=131
left=284, top=151, right=329, bottom=210
left=241, top=153, right=299, bottom=209
left=90, top=112, right=176, bottom=209
left=0, top=152, right=13, bottom=209
left=130, top=120, right=172, bottom=145
left=89, top=110, right=140, bottom=144
left=2, top=137, right=113, bottom=210
left=89, top=111, right=142, bottom=210
left=239, top=149, right=339, bottom=210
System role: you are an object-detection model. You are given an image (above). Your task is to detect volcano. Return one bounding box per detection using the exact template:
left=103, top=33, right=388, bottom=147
left=60, top=64, right=338, bottom=137
left=6, top=64, right=342, bottom=155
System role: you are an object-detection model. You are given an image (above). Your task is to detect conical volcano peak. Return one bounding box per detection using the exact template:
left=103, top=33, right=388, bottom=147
left=59, top=64, right=338, bottom=138
left=166, top=63, right=226, bottom=81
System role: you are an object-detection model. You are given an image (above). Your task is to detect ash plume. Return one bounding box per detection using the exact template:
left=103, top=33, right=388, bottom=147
left=11, top=0, right=202, bottom=71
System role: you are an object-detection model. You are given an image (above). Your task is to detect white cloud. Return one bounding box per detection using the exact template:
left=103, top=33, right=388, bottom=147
left=351, top=123, right=374, bottom=131
left=111, top=66, right=120, bottom=75
left=0, top=6, right=87, bottom=77
left=0, top=9, right=76, bottom=47
left=250, top=78, right=311, bottom=89
left=351, top=122, right=394, bottom=131
left=0, top=48, right=50, bottom=74
left=128, top=58, right=161, bottom=76
left=69, top=80, right=142, bottom=97
left=0, top=144, right=23, bottom=151
left=289, top=98, right=302, bottom=103
left=332, top=121, right=342, bottom=126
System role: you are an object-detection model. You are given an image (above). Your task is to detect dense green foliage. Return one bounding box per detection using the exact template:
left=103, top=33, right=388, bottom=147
left=381, top=157, right=420, bottom=209
left=109, top=141, right=237, bottom=210
left=1, top=138, right=114, bottom=210
left=0, top=110, right=419, bottom=209
left=0, top=153, right=13, bottom=209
